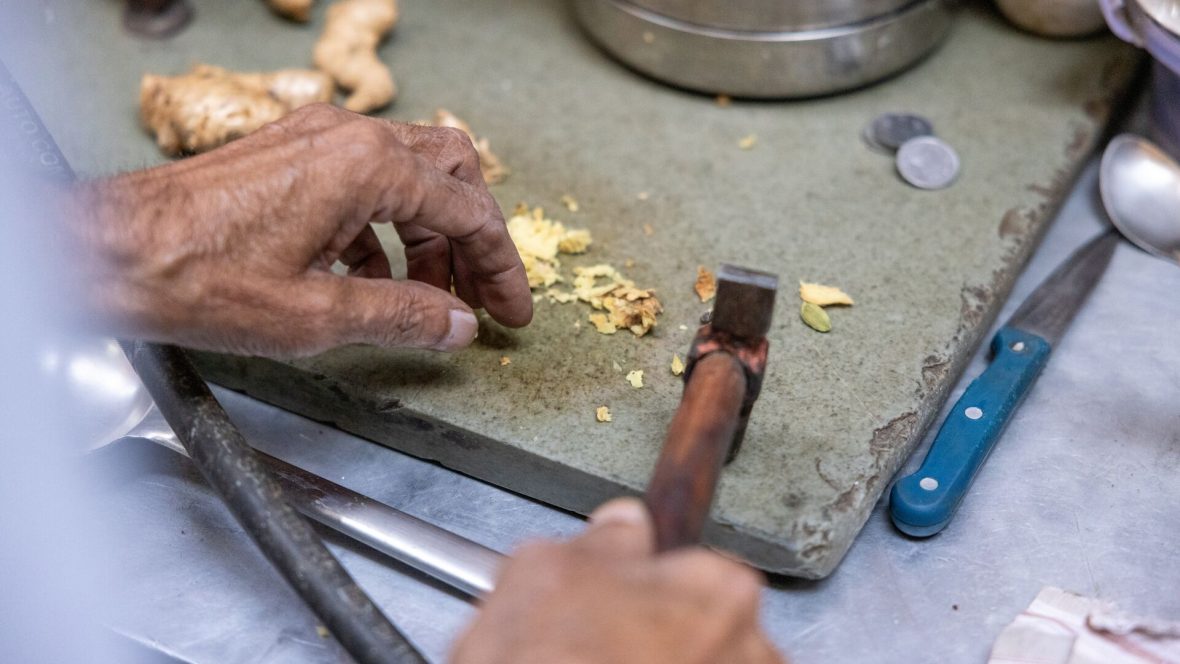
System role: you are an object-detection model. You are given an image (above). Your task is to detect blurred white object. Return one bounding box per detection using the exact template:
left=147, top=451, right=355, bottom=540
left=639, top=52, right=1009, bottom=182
left=989, top=587, right=1180, bottom=664
left=995, top=0, right=1107, bottom=37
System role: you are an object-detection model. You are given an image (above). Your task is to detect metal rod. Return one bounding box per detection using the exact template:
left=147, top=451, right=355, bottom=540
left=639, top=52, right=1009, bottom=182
left=644, top=352, right=747, bottom=551
left=130, top=408, right=504, bottom=598
left=124, top=341, right=427, bottom=664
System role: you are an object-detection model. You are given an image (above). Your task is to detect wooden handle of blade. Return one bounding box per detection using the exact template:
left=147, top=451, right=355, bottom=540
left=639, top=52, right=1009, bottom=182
left=644, top=352, right=747, bottom=552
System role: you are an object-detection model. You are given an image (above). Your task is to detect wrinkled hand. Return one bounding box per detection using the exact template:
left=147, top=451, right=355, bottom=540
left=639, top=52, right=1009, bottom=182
left=451, top=498, right=786, bottom=664
left=69, top=104, right=531, bottom=357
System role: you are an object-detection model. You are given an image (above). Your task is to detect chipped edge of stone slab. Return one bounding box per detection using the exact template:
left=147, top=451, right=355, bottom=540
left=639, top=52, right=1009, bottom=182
left=191, top=351, right=837, bottom=577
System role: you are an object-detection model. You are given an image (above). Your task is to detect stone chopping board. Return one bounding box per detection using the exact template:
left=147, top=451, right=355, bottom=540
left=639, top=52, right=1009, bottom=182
left=2, top=0, right=1139, bottom=577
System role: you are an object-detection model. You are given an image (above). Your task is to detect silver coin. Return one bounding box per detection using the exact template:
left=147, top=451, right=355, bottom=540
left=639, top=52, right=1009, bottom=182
left=860, top=122, right=892, bottom=155
left=896, top=136, right=960, bottom=190
left=869, top=113, right=935, bottom=151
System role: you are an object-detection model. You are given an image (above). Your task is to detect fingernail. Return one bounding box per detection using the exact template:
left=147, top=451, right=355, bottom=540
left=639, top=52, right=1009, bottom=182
left=588, top=498, right=650, bottom=529
left=436, top=310, right=478, bottom=351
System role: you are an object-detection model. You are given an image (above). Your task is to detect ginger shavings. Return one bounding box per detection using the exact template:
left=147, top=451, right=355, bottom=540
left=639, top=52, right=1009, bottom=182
left=507, top=204, right=662, bottom=337
left=507, top=205, right=592, bottom=289
left=626, top=370, right=644, bottom=388
left=596, top=406, right=612, bottom=423
left=671, top=354, right=685, bottom=376
left=799, top=282, right=854, bottom=306
left=569, top=265, right=662, bottom=337
left=694, top=266, right=717, bottom=303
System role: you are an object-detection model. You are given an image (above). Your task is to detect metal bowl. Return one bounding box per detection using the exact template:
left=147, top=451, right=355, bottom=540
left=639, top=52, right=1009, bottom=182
left=575, top=0, right=954, bottom=98
left=623, top=0, right=918, bottom=31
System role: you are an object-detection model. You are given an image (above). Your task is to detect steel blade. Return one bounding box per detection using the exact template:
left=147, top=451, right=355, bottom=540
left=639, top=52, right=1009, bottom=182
left=1006, top=230, right=1120, bottom=346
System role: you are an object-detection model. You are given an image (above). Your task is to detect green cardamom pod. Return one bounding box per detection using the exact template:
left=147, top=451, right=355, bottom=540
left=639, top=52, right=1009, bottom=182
left=800, top=301, right=832, bottom=333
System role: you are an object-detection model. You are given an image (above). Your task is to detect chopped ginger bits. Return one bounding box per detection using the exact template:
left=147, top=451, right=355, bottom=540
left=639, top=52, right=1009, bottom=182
left=596, top=406, right=612, bottom=423
left=626, top=370, right=644, bottom=388
left=507, top=205, right=592, bottom=289
left=671, top=354, right=685, bottom=376
left=509, top=204, right=662, bottom=337
left=694, top=266, right=717, bottom=303
left=799, top=282, right=854, bottom=306
left=562, top=265, right=662, bottom=337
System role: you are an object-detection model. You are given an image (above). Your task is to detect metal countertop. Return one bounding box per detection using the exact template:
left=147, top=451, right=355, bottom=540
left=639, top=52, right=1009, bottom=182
left=93, top=156, right=1180, bottom=662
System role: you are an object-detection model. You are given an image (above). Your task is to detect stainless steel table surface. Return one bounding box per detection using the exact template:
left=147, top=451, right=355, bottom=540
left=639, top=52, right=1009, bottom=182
left=92, top=156, right=1180, bottom=663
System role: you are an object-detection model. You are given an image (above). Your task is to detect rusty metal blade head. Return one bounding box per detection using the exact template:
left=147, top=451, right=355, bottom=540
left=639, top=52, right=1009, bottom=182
left=711, top=265, right=779, bottom=339
left=1006, top=230, right=1119, bottom=346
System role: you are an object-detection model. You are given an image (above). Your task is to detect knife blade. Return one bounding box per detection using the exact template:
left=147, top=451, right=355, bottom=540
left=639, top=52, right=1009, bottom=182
left=890, top=230, right=1120, bottom=537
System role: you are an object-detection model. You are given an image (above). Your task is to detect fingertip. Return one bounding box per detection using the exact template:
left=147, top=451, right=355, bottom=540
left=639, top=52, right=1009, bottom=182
left=434, top=308, right=478, bottom=352
left=588, top=497, right=651, bottom=530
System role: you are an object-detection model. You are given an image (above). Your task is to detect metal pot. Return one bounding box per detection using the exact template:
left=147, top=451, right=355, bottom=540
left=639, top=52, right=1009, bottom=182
left=575, top=0, right=955, bottom=98
left=1101, top=0, right=1180, bottom=159
left=622, top=0, right=918, bottom=31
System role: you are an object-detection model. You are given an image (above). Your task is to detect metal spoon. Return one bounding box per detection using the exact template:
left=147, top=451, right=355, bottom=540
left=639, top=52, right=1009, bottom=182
left=1100, top=134, right=1180, bottom=265
left=49, top=335, right=502, bottom=598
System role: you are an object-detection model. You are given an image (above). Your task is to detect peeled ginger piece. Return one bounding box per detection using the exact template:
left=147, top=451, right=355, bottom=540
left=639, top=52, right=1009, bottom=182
left=799, top=282, right=854, bottom=306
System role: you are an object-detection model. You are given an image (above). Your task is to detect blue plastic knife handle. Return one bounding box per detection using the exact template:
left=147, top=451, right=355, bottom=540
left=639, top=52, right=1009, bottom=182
left=890, top=327, right=1051, bottom=537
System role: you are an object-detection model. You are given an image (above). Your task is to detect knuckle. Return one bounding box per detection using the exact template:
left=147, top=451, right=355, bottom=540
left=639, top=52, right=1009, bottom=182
left=441, top=126, right=477, bottom=154
left=350, top=118, right=398, bottom=150
left=385, top=287, right=428, bottom=342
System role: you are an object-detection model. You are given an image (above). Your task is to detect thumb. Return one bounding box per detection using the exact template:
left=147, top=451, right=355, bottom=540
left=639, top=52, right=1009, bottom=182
left=573, top=497, right=655, bottom=559
left=315, top=275, right=479, bottom=351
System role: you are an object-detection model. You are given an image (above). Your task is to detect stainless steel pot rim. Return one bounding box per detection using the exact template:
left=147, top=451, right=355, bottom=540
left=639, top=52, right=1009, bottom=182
left=576, top=0, right=952, bottom=98
left=623, top=0, right=918, bottom=32
left=1136, top=0, right=1180, bottom=35
left=609, top=0, right=946, bottom=42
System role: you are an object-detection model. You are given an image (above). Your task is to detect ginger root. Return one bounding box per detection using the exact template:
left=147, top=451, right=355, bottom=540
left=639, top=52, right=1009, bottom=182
left=265, top=0, right=315, bottom=22
left=314, top=0, right=399, bottom=113
left=140, top=65, right=334, bottom=156
left=432, top=108, right=509, bottom=185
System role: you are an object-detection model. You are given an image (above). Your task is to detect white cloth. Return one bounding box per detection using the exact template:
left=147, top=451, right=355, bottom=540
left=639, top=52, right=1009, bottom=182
left=989, top=587, right=1180, bottom=664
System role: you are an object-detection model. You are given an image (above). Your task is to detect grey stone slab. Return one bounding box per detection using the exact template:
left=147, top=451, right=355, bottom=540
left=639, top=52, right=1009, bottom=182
left=2, top=0, right=1140, bottom=577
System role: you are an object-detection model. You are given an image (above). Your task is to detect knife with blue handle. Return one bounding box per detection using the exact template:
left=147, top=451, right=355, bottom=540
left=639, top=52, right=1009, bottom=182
left=890, top=230, right=1120, bottom=537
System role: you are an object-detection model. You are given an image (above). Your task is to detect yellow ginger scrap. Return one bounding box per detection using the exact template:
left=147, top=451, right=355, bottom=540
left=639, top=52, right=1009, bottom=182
left=738, top=134, right=757, bottom=150
left=560, top=195, right=580, bottom=212
left=570, top=265, right=663, bottom=337
left=506, top=205, right=592, bottom=289
left=626, top=370, right=644, bottom=388
left=799, top=282, right=854, bottom=306
left=265, top=0, right=314, bottom=21
left=694, top=266, right=717, bottom=303
left=589, top=313, right=616, bottom=335
left=499, top=356, right=511, bottom=366
left=671, top=354, right=685, bottom=376
left=140, top=65, right=334, bottom=156
left=506, top=204, right=662, bottom=337
left=596, top=406, right=612, bottom=423
left=314, top=0, right=399, bottom=113
left=431, top=108, right=509, bottom=185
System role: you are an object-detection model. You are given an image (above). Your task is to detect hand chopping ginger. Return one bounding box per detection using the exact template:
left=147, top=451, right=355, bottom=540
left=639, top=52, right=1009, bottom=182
left=45, top=103, right=786, bottom=662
